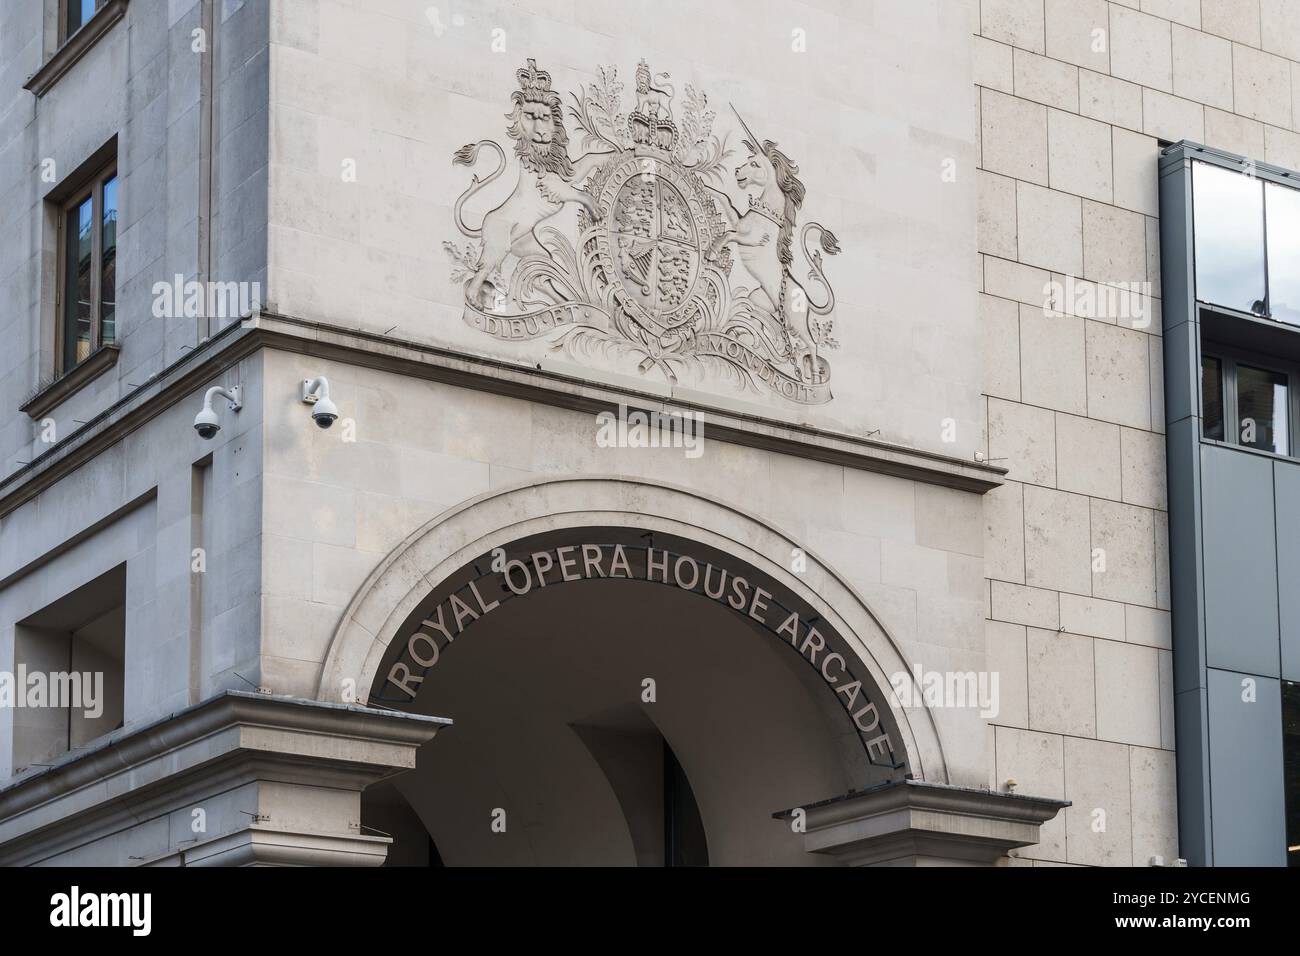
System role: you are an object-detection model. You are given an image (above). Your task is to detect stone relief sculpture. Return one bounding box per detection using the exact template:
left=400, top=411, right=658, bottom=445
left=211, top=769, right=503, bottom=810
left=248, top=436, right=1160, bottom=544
left=444, top=58, right=844, bottom=404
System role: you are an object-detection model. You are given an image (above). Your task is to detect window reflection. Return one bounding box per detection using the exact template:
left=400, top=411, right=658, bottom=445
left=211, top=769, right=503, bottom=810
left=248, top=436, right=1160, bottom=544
left=101, top=176, right=117, bottom=344
left=1202, top=355, right=1225, bottom=440
left=1268, top=182, right=1300, bottom=326
left=63, top=197, right=93, bottom=371
left=59, top=169, right=116, bottom=373
left=1237, top=364, right=1289, bottom=455
left=1194, top=162, right=1266, bottom=315
left=66, top=0, right=97, bottom=37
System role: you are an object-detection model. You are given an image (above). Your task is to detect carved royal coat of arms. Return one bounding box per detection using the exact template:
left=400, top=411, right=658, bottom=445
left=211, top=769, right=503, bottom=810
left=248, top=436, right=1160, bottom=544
left=443, top=58, right=843, bottom=404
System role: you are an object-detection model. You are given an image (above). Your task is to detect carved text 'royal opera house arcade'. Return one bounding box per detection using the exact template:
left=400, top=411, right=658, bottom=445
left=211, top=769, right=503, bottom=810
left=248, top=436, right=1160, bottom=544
left=10, top=0, right=1294, bottom=867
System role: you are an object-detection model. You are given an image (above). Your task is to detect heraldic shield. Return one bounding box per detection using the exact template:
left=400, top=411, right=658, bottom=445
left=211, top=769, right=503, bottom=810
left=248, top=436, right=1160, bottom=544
left=443, top=58, right=845, bottom=405
left=604, top=162, right=702, bottom=328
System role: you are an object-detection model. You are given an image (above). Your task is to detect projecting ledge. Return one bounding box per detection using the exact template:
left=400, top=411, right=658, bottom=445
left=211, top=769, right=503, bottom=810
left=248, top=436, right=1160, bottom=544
left=777, top=779, right=1070, bottom=867
left=0, top=691, right=450, bottom=866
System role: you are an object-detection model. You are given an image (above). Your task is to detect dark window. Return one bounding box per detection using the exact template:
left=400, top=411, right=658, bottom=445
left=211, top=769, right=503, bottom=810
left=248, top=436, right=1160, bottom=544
left=663, top=741, right=708, bottom=866
left=1237, top=364, right=1290, bottom=455
left=62, top=195, right=92, bottom=371
left=1202, top=354, right=1225, bottom=440
left=1193, top=162, right=1266, bottom=315
left=57, top=166, right=117, bottom=373
left=64, top=0, right=101, bottom=40
left=101, top=174, right=117, bottom=343
left=1203, top=346, right=1297, bottom=456
left=12, top=565, right=126, bottom=772
left=1286, top=681, right=1300, bottom=867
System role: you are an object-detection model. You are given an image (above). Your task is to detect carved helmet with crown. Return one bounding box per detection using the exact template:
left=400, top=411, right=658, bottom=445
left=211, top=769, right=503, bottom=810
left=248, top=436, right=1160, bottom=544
left=628, top=59, right=678, bottom=152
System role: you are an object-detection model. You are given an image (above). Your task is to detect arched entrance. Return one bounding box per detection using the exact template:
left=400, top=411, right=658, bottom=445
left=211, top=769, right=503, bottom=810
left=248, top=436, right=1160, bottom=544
left=319, top=478, right=951, bottom=865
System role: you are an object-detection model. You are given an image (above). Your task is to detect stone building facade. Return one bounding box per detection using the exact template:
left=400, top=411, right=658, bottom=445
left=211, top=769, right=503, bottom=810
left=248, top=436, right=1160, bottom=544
left=0, top=0, right=1292, bottom=866
left=977, top=0, right=1300, bottom=867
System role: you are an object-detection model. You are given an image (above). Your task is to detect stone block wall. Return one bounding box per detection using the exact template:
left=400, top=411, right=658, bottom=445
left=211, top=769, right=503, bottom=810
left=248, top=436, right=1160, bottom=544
left=977, top=0, right=1300, bottom=866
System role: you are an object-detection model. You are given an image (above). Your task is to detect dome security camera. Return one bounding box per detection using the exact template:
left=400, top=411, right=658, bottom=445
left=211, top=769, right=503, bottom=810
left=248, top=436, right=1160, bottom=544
left=301, top=377, right=338, bottom=429
left=194, top=386, right=241, bottom=440
left=312, top=397, right=338, bottom=429
left=193, top=407, right=220, bottom=440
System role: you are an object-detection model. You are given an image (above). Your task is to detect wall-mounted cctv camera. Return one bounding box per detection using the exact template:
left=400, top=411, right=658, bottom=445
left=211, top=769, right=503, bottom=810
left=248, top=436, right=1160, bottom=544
left=194, top=386, right=241, bottom=440
left=301, top=377, right=338, bottom=429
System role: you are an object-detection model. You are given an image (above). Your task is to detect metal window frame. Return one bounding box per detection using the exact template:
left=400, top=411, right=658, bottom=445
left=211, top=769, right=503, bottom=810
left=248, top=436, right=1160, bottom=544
left=1190, top=161, right=1269, bottom=317
left=58, top=0, right=105, bottom=45
left=1262, top=179, right=1300, bottom=330
left=1188, top=152, right=1300, bottom=324
left=54, top=161, right=117, bottom=374
left=1205, top=346, right=1296, bottom=456
left=1200, top=352, right=1226, bottom=442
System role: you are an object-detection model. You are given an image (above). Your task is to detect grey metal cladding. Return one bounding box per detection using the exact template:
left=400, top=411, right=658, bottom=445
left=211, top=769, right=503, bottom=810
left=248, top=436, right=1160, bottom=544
left=1207, top=667, right=1286, bottom=865
left=1201, top=444, right=1279, bottom=678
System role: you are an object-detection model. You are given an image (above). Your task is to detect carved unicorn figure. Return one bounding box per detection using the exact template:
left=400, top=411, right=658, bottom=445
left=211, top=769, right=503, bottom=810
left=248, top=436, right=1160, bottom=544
left=701, top=108, right=842, bottom=384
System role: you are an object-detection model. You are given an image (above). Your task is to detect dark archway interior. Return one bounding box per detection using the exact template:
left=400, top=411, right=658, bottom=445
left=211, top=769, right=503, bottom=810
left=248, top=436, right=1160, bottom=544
left=363, top=528, right=902, bottom=865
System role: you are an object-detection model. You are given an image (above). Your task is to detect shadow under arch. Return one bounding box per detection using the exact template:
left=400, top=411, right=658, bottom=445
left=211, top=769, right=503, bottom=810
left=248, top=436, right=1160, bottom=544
left=317, top=475, right=950, bottom=786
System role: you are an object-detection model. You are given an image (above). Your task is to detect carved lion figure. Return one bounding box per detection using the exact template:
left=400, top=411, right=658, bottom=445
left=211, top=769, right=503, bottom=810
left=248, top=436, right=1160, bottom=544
left=451, top=59, right=615, bottom=308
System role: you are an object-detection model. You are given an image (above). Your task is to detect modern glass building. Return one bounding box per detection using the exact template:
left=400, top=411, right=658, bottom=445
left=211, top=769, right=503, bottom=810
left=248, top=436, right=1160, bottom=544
left=1159, top=143, right=1300, bottom=865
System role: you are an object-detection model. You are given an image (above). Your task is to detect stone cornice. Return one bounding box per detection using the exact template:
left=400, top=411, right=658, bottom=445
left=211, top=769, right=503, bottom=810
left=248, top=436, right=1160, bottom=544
left=779, top=779, right=1070, bottom=866
left=0, top=311, right=1004, bottom=519
left=0, top=317, right=255, bottom=517
left=251, top=312, right=1007, bottom=493
left=0, top=690, right=448, bottom=807
left=0, top=691, right=449, bottom=864
left=146, top=826, right=393, bottom=867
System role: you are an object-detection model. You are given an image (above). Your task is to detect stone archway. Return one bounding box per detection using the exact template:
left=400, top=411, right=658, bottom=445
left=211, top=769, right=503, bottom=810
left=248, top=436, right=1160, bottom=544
left=317, top=476, right=948, bottom=786
left=317, top=477, right=1068, bottom=866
